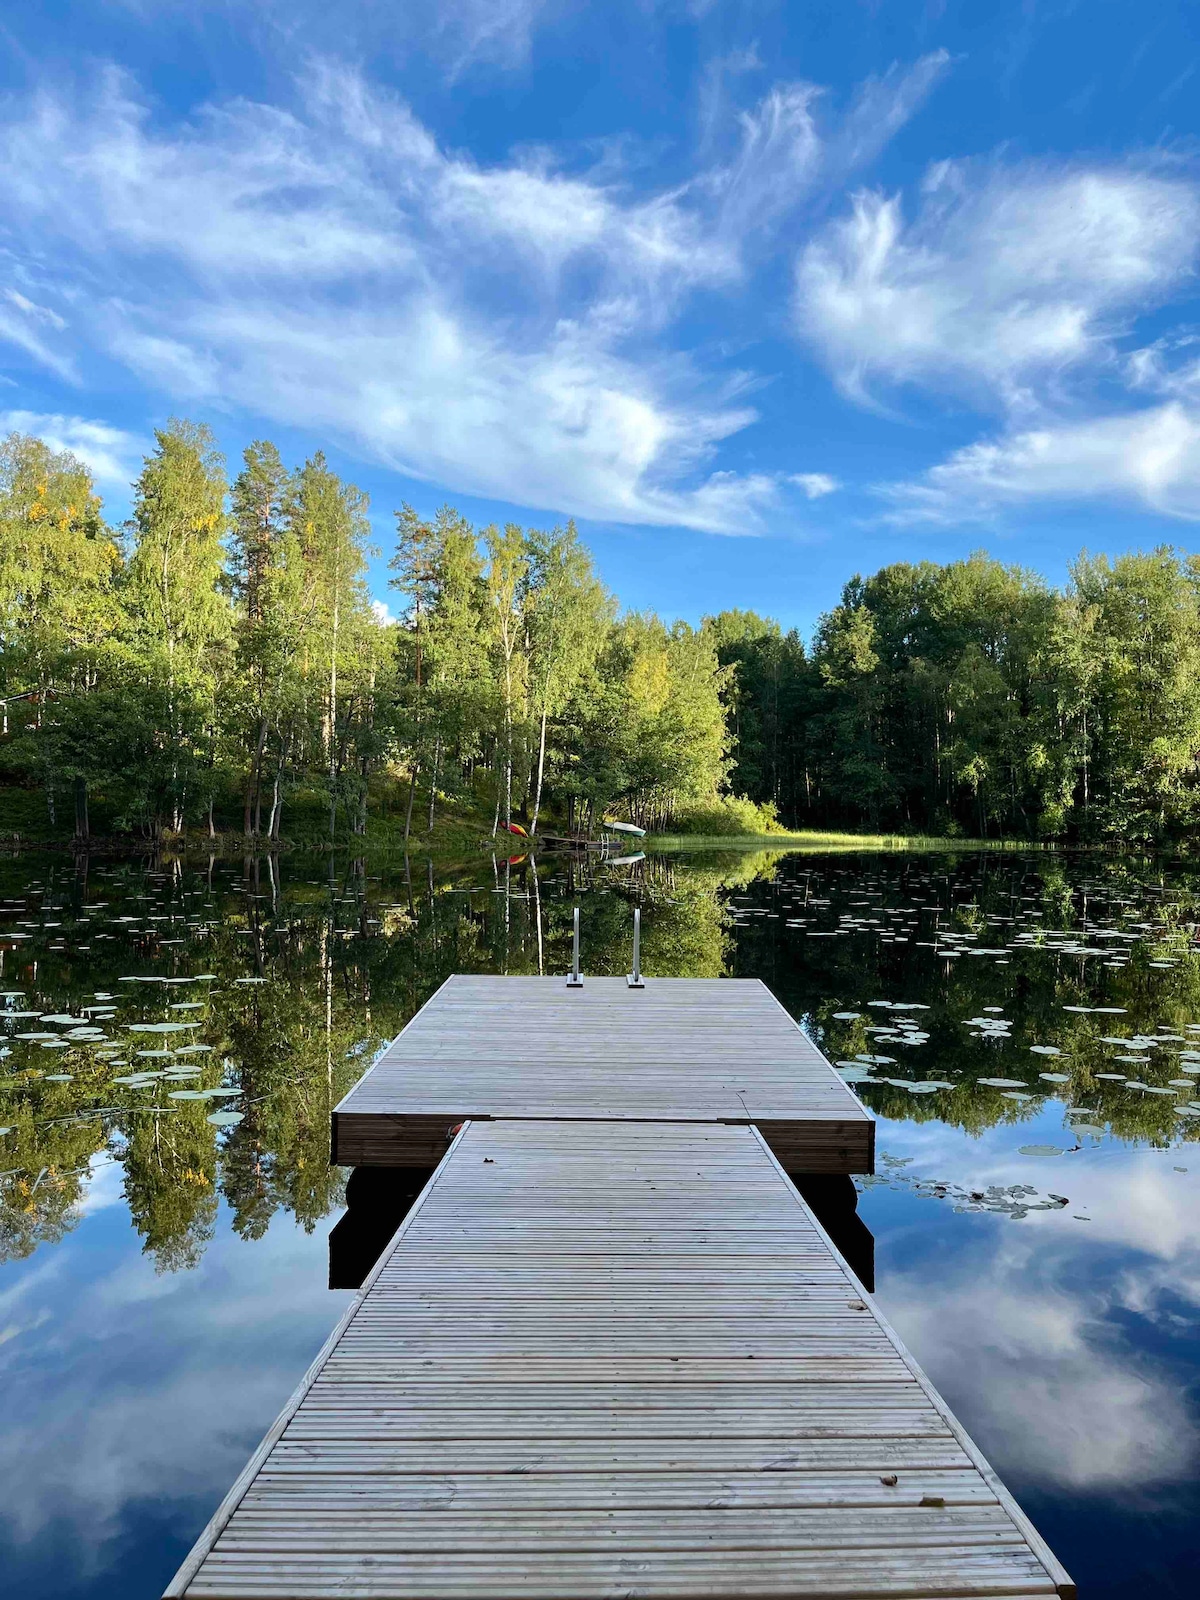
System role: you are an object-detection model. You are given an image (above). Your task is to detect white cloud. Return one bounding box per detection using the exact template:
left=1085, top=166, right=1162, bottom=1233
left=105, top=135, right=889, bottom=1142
left=2, top=289, right=65, bottom=331
left=370, top=598, right=396, bottom=626
left=881, top=401, right=1200, bottom=523
left=433, top=0, right=556, bottom=73
left=801, top=155, right=1200, bottom=523
left=705, top=52, right=949, bottom=255
left=0, top=58, right=930, bottom=535
left=1127, top=331, right=1200, bottom=402
left=790, top=471, right=840, bottom=498
left=112, top=0, right=557, bottom=76
left=821, top=51, right=951, bottom=190
left=0, top=294, right=76, bottom=382
left=0, top=67, right=757, bottom=532
left=0, top=409, right=144, bottom=490
left=797, top=161, right=1200, bottom=410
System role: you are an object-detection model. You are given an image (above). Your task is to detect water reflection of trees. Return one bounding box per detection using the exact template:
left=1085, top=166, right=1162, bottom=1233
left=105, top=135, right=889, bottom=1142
left=782, top=855, right=1200, bottom=1149
left=0, top=847, right=753, bottom=1269
left=4, top=846, right=1199, bottom=1274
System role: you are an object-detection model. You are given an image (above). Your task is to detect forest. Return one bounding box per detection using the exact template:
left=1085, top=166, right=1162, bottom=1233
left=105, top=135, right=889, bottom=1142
left=2, top=418, right=1200, bottom=847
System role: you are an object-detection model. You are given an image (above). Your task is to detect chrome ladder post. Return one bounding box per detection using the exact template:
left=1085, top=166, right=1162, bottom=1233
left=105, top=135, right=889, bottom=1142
left=627, top=907, right=644, bottom=989
left=566, top=905, right=584, bottom=987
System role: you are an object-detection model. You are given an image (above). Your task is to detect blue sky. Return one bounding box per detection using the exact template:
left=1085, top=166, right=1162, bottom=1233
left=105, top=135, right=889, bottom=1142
left=2, top=1, right=1200, bottom=634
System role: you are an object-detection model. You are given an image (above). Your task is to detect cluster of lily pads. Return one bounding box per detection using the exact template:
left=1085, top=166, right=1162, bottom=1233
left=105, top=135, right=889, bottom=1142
left=0, top=976, right=245, bottom=1132
left=861, top=1155, right=1073, bottom=1220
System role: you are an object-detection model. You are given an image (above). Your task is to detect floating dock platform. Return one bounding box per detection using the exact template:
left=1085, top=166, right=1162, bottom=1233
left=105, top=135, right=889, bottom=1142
left=167, top=978, right=1072, bottom=1600
left=331, top=976, right=875, bottom=1174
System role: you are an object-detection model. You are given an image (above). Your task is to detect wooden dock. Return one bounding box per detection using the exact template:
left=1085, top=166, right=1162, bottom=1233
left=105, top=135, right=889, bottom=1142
left=332, top=976, right=874, bottom=1174
left=167, top=1119, right=1073, bottom=1599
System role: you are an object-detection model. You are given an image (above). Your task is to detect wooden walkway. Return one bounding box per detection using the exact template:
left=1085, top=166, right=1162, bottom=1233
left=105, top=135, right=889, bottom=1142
left=332, top=977, right=874, bottom=1174
left=168, top=1119, right=1072, bottom=1599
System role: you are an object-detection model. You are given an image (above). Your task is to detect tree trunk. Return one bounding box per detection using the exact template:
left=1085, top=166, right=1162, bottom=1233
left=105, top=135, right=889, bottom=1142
left=503, top=664, right=513, bottom=833
left=253, top=742, right=266, bottom=834
left=73, top=776, right=89, bottom=843
left=530, top=704, right=548, bottom=836
left=328, top=590, right=340, bottom=843
left=207, top=796, right=216, bottom=840
left=404, top=762, right=420, bottom=846
left=427, top=737, right=440, bottom=833
left=269, top=769, right=284, bottom=842
left=354, top=753, right=368, bottom=836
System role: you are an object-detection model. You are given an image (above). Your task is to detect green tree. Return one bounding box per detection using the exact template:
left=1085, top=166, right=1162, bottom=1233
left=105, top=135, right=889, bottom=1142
left=525, top=522, right=614, bottom=836
left=230, top=441, right=290, bottom=835
left=127, top=420, right=230, bottom=833
left=286, top=453, right=373, bottom=841
left=1073, top=549, right=1200, bottom=842
left=483, top=523, right=530, bottom=836
left=0, top=432, right=123, bottom=836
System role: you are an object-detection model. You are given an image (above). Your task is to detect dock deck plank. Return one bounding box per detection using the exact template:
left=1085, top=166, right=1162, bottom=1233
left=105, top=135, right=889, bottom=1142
left=168, top=1120, right=1072, bottom=1600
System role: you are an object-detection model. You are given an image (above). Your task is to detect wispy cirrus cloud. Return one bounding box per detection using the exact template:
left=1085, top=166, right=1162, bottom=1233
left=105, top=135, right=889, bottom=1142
left=796, top=156, right=1200, bottom=523
left=112, top=0, right=559, bottom=75
left=881, top=402, right=1200, bottom=524
left=797, top=159, right=1200, bottom=411
left=0, top=410, right=144, bottom=489
left=0, top=54, right=936, bottom=532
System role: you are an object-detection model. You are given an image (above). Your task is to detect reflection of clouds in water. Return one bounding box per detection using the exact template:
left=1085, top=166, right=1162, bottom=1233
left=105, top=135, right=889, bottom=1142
left=0, top=1207, right=346, bottom=1556
left=872, top=1113, right=1200, bottom=1263
left=75, top=1153, right=125, bottom=1216
left=867, top=1134, right=1200, bottom=1490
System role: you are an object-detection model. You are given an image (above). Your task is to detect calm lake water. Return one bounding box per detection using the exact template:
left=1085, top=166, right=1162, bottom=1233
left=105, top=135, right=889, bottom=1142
left=2, top=845, right=1199, bottom=1599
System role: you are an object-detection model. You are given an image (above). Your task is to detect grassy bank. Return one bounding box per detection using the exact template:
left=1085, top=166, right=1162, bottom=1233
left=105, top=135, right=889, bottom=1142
left=647, top=830, right=1056, bottom=852
left=0, top=781, right=1057, bottom=860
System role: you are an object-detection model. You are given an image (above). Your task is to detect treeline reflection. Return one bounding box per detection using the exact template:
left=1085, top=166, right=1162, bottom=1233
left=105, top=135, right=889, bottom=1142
left=2, top=847, right=1197, bottom=1274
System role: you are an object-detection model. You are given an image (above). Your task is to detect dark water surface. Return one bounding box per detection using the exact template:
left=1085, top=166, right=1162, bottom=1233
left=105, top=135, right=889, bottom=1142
left=2, top=846, right=1199, bottom=1598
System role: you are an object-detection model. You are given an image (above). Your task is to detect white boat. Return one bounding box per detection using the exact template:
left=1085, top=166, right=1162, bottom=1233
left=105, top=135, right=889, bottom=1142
left=602, top=820, right=646, bottom=837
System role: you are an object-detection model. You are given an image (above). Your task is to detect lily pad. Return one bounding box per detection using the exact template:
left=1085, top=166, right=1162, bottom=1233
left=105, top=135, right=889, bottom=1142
left=206, top=1110, right=244, bottom=1127
left=126, top=1022, right=201, bottom=1034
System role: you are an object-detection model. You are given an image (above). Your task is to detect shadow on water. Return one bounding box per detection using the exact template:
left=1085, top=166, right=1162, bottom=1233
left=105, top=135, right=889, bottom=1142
left=790, top=1173, right=875, bottom=1292
left=328, top=1165, right=436, bottom=1289
left=329, top=1161, right=876, bottom=1295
